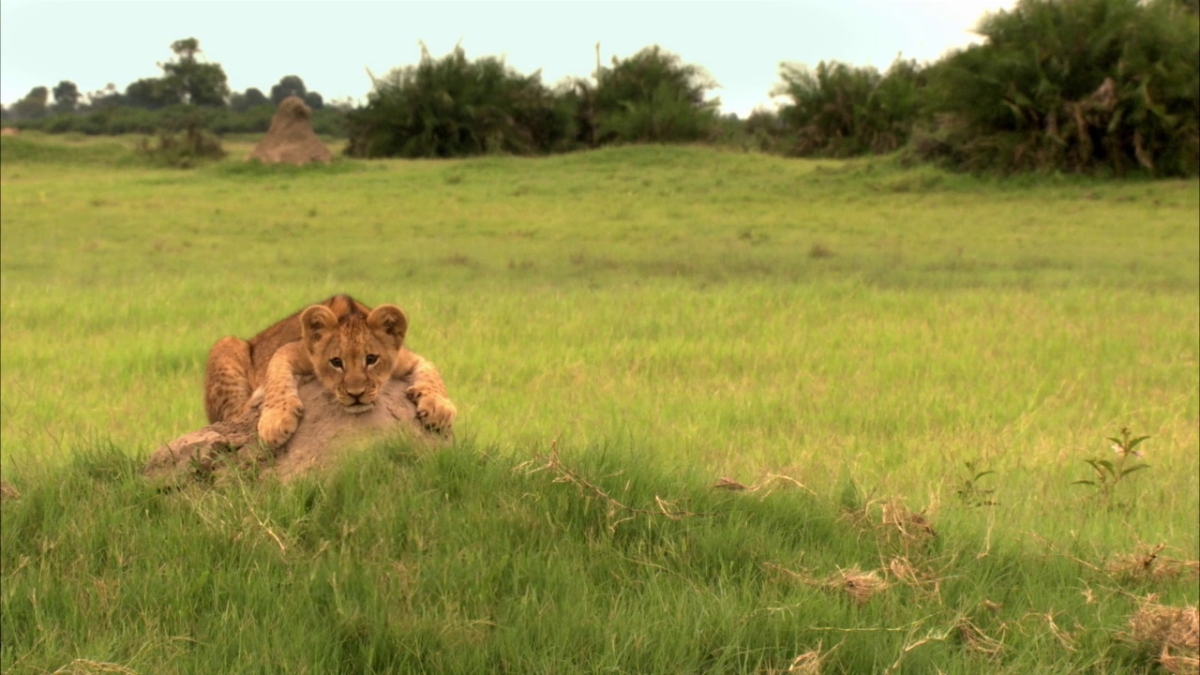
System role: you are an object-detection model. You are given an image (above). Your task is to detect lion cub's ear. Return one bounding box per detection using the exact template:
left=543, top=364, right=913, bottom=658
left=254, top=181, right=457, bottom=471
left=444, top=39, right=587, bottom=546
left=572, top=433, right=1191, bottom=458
left=367, top=305, right=408, bottom=349
left=300, top=305, right=339, bottom=348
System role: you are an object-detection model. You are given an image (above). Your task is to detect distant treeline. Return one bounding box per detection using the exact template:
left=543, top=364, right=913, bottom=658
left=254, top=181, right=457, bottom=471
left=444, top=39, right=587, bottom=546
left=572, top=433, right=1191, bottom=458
left=8, top=102, right=347, bottom=137
left=4, top=0, right=1197, bottom=176
left=2, top=38, right=348, bottom=137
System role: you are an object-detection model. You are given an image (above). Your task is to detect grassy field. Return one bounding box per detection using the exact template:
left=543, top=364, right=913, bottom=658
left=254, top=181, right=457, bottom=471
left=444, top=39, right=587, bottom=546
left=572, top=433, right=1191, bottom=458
left=1, top=133, right=1197, bottom=673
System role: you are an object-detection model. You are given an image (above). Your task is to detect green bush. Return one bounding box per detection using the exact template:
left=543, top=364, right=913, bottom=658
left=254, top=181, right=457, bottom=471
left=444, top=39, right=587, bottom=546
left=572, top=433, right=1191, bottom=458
left=774, top=58, right=926, bottom=157
left=135, top=113, right=226, bottom=168
left=345, top=45, right=572, bottom=158
left=917, top=0, right=1199, bottom=176
left=580, top=46, right=720, bottom=145
left=309, top=108, right=347, bottom=137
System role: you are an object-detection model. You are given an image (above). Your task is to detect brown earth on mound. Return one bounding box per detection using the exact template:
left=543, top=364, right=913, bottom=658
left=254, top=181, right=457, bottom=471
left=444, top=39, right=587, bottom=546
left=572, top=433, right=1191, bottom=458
left=248, top=95, right=332, bottom=166
left=143, top=374, right=437, bottom=487
left=0, top=127, right=19, bottom=137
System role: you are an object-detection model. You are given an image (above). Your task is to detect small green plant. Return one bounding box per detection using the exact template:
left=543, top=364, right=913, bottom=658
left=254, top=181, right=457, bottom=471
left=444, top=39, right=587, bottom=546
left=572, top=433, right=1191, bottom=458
left=135, top=113, right=224, bottom=168
left=1074, top=427, right=1151, bottom=509
left=954, top=461, right=997, bottom=507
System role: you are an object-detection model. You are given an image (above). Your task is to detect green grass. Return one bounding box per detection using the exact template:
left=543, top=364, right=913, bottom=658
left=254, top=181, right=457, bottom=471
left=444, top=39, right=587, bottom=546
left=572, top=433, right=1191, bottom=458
left=2, top=441, right=1194, bottom=674
left=1, top=133, right=1197, bottom=673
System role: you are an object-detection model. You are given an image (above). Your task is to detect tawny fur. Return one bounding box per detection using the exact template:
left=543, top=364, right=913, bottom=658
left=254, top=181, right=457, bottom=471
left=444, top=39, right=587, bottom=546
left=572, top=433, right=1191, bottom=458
left=204, top=294, right=456, bottom=448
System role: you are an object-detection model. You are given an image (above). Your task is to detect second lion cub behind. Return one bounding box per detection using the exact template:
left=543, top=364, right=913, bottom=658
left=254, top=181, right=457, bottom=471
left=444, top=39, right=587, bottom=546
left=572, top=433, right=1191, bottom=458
left=204, top=294, right=456, bottom=448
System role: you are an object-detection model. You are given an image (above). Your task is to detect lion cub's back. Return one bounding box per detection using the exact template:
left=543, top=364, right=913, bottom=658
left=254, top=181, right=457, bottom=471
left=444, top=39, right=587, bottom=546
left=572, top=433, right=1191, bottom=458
left=245, top=295, right=372, bottom=379
left=245, top=312, right=303, bottom=379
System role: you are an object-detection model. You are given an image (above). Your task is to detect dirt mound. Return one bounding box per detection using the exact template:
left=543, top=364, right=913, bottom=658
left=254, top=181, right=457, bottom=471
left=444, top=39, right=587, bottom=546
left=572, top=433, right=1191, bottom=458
left=0, top=127, right=19, bottom=137
left=144, top=374, right=437, bottom=487
left=248, top=96, right=332, bottom=166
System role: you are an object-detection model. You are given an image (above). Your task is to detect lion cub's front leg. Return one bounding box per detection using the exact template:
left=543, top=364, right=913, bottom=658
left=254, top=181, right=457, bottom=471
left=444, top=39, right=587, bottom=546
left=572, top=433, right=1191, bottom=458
left=397, top=350, right=457, bottom=434
left=257, top=342, right=310, bottom=449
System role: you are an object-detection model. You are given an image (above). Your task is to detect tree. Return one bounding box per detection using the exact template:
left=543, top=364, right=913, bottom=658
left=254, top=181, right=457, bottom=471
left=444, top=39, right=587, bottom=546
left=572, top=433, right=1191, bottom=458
left=244, top=87, right=268, bottom=107
left=270, top=76, right=307, bottom=106
left=230, top=87, right=269, bottom=112
left=122, top=39, right=228, bottom=109
left=12, top=86, right=50, bottom=120
left=302, top=91, right=324, bottom=110
left=269, top=75, right=324, bottom=109
left=325, top=97, right=356, bottom=112
left=160, top=37, right=229, bottom=106
left=125, top=78, right=176, bottom=110
left=171, top=37, right=200, bottom=61
left=84, top=83, right=124, bottom=110
left=52, top=81, right=80, bottom=114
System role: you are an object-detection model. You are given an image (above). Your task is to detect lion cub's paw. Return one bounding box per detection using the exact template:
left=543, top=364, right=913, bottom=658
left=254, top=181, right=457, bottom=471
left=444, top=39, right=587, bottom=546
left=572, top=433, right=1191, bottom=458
left=257, top=396, right=304, bottom=449
left=406, top=384, right=456, bottom=434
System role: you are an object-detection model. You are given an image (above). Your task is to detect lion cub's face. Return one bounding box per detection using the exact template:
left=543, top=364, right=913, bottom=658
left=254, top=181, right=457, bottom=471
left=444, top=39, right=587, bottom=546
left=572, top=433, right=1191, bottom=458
left=300, top=304, right=408, bottom=414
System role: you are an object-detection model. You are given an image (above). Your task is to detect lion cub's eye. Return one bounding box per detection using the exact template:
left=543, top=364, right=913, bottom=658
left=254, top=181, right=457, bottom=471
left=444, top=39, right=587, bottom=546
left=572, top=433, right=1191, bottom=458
left=329, top=357, right=344, bottom=370
left=365, top=354, right=379, bottom=366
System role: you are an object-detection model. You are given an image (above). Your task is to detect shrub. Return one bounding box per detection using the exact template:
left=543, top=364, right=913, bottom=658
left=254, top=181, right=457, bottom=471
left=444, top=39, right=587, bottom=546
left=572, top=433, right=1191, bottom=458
left=774, top=58, right=926, bottom=157
left=917, top=0, right=1199, bottom=176
left=135, top=113, right=225, bottom=168
left=344, top=45, right=572, bottom=158
left=578, top=46, right=720, bottom=145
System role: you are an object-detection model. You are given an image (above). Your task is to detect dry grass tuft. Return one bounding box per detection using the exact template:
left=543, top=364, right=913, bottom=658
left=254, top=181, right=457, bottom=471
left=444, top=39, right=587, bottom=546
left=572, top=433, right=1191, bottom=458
left=957, top=618, right=1006, bottom=657
left=784, top=650, right=822, bottom=675
left=50, top=659, right=138, bottom=675
left=1104, top=542, right=1200, bottom=581
left=712, top=473, right=816, bottom=497
left=1159, top=650, right=1200, bottom=675
left=885, top=555, right=942, bottom=598
left=1106, top=544, right=1200, bottom=583
left=1040, top=611, right=1078, bottom=652
left=831, top=567, right=891, bottom=605
left=784, top=646, right=824, bottom=674
left=523, top=445, right=704, bottom=525
left=838, top=497, right=938, bottom=552
left=763, top=561, right=819, bottom=586
left=763, top=563, right=890, bottom=604
left=1107, top=543, right=1165, bottom=580
left=712, top=476, right=749, bottom=490
left=1125, top=597, right=1199, bottom=674
left=880, top=499, right=937, bottom=543
left=761, top=641, right=838, bottom=675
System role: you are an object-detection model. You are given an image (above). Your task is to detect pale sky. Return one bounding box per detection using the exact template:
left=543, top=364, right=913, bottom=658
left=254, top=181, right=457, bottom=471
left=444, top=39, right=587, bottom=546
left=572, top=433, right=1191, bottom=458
left=0, top=1, right=1016, bottom=117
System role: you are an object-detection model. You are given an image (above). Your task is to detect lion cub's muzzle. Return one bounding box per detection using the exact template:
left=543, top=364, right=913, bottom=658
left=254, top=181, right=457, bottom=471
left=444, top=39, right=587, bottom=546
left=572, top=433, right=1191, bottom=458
left=339, top=389, right=377, bottom=414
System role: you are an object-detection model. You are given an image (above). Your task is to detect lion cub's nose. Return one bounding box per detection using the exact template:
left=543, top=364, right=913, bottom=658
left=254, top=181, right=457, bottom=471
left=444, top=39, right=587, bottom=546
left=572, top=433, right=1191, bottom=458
left=346, top=389, right=366, bottom=402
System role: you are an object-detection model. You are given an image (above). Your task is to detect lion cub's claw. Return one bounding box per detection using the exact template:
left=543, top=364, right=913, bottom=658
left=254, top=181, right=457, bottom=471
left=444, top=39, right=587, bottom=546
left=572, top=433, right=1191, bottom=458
left=406, top=385, right=456, bottom=434
left=257, top=397, right=304, bottom=449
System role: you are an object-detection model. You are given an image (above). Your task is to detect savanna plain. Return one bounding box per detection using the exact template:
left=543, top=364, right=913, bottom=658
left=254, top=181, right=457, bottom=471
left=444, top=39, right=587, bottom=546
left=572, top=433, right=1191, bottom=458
left=1, top=134, right=1197, bottom=674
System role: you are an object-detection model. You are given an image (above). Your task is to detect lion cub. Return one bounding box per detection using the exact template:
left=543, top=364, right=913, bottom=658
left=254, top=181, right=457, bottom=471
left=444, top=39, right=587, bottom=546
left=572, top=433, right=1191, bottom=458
left=204, top=294, right=456, bottom=448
